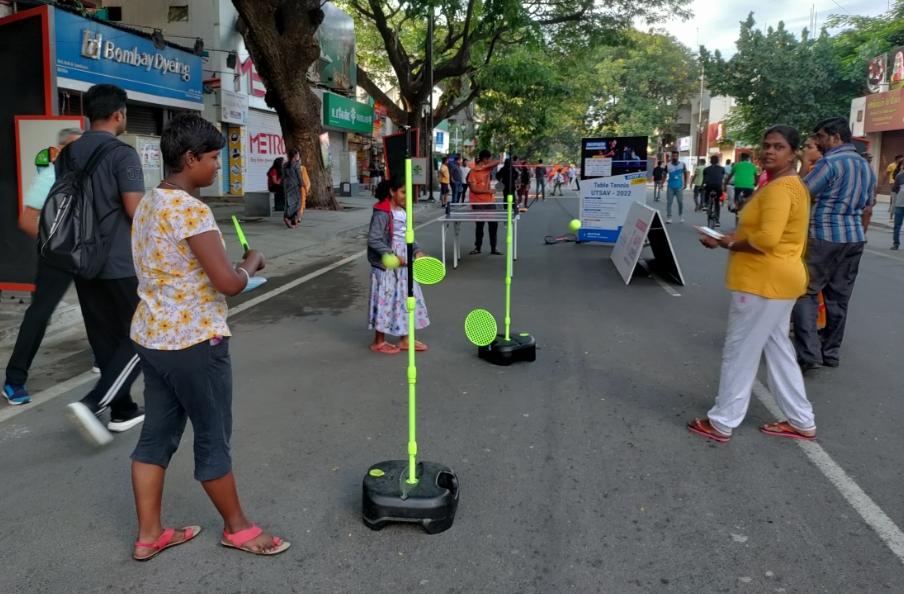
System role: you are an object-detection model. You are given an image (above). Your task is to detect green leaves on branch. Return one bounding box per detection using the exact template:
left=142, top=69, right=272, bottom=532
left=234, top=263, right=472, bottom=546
left=590, top=29, right=699, bottom=144
left=343, top=0, right=692, bottom=138
left=826, top=1, right=904, bottom=90
left=700, top=11, right=886, bottom=147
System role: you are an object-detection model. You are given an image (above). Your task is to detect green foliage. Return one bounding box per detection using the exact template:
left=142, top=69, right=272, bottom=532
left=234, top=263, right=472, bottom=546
left=590, top=29, right=699, bottom=143
left=826, top=1, right=904, bottom=92
left=474, top=46, right=592, bottom=160
left=700, top=14, right=856, bottom=148
left=476, top=29, right=698, bottom=161
left=341, top=0, right=691, bottom=134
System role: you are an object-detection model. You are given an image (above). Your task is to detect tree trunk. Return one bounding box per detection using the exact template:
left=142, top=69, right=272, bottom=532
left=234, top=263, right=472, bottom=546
left=232, top=0, right=339, bottom=210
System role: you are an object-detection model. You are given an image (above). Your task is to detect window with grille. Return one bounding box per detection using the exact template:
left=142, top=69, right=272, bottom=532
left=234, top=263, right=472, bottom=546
left=167, top=5, right=189, bottom=22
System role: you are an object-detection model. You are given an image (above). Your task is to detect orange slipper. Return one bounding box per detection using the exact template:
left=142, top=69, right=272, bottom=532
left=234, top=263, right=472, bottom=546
left=370, top=342, right=400, bottom=354
left=399, top=341, right=427, bottom=351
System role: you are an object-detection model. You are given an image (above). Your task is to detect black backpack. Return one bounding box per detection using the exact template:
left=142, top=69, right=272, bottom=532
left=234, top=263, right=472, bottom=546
left=38, top=138, right=121, bottom=279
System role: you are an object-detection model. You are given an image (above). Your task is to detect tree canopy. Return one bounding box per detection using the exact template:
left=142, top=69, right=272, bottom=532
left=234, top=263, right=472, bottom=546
left=590, top=30, right=698, bottom=141
left=826, top=0, right=904, bottom=93
left=700, top=13, right=855, bottom=148
left=341, top=0, right=691, bottom=146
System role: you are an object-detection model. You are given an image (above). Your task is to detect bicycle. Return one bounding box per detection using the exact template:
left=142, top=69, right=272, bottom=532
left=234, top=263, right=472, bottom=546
left=706, top=189, right=720, bottom=229
left=733, top=187, right=754, bottom=226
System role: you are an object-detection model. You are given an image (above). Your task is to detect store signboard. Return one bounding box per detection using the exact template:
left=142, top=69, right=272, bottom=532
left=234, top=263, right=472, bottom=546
left=323, top=92, right=374, bottom=134
left=54, top=9, right=202, bottom=108
left=864, top=87, right=904, bottom=133
left=221, top=89, right=249, bottom=125
left=677, top=136, right=691, bottom=152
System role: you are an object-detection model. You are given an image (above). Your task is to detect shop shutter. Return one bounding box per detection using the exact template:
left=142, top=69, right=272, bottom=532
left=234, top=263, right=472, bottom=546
left=879, top=131, right=904, bottom=194
left=329, top=131, right=345, bottom=188
left=124, top=104, right=160, bottom=136
left=246, top=109, right=284, bottom=193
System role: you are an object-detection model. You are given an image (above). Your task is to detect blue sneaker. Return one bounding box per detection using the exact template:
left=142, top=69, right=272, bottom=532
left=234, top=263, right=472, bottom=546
left=3, top=383, right=32, bottom=405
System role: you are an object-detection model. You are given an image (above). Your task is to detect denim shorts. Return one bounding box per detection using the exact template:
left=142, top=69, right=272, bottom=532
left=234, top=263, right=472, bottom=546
left=131, top=338, right=233, bottom=482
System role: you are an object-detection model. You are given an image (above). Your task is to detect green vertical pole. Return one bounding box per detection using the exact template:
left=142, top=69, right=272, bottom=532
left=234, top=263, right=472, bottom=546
left=504, top=145, right=513, bottom=341
left=404, top=134, right=418, bottom=486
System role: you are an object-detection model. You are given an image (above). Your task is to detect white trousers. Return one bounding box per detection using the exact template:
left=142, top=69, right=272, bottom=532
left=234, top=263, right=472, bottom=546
left=708, top=291, right=816, bottom=435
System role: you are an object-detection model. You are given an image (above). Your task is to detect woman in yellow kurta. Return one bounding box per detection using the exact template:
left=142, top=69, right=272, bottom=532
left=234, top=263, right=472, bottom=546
left=299, top=164, right=310, bottom=219
left=688, top=125, right=816, bottom=443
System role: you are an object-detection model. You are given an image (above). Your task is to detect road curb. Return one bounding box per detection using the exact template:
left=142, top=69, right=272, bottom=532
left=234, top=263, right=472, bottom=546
left=0, top=302, right=83, bottom=349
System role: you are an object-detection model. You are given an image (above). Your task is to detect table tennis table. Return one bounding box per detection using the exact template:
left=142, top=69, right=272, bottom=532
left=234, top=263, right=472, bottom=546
left=439, top=202, right=519, bottom=272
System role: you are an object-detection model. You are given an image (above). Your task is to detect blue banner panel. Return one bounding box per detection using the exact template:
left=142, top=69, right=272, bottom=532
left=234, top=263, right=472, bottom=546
left=54, top=9, right=202, bottom=105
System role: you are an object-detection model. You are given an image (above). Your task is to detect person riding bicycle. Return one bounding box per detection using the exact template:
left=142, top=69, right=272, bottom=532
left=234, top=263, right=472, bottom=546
left=724, top=153, right=757, bottom=213
left=703, top=155, right=726, bottom=227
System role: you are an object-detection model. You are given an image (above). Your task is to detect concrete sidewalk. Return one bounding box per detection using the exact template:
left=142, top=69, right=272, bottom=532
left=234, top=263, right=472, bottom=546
left=0, top=192, right=440, bottom=348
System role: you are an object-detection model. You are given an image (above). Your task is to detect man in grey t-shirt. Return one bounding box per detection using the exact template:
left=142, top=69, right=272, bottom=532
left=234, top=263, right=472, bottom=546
left=61, top=84, right=147, bottom=446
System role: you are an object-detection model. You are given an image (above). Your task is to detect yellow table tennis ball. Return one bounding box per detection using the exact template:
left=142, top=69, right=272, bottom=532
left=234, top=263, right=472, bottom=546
left=382, top=253, right=401, bottom=269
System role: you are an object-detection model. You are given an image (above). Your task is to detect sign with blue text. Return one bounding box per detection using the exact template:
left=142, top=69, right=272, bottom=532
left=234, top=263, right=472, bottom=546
left=578, top=135, right=649, bottom=243
left=54, top=9, right=203, bottom=108
left=578, top=172, right=647, bottom=243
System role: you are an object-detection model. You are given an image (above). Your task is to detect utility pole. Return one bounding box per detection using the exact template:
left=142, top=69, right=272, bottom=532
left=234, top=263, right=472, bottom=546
left=426, top=11, right=435, bottom=202
left=696, top=73, right=705, bottom=161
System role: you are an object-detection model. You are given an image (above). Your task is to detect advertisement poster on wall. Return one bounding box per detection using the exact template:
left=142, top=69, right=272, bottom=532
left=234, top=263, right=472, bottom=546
left=316, top=2, right=357, bottom=91
left=221, top=90, right=249, bottom=125
left=320, top=133, right=332, bottom=169
left=579, top=136, right=649, bottom=243
left=228, top=126, right=244, bottom=195
left=889, top=47, right=904, bottom=91
left=868, top=54, right=888, bottom=93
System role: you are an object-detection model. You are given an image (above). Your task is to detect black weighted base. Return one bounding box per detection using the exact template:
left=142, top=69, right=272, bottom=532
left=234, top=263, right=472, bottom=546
left=362, top=460, right=459, bottom=534
left=478, top=333, right=536, bottom=366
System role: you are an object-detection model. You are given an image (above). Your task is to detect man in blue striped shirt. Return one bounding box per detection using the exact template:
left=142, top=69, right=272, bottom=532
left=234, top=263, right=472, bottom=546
left=792, top=117, right=877, bottom=371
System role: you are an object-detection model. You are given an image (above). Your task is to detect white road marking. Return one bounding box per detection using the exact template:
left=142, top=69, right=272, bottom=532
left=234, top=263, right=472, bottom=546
left=863, top=247, right=903, bottom=262
left=638, top=261, right=681, bottom=296
left=0, top=218, right=441, bottom=426
left=0, top=371, right=96, bottom=425
left=229, top=250, right=367, bottom=317
left=752, top=380, right=904, bottom=564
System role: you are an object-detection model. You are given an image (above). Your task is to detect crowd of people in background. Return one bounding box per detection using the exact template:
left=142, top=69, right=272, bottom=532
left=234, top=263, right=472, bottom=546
left=426, top=154, right=580, bottom=207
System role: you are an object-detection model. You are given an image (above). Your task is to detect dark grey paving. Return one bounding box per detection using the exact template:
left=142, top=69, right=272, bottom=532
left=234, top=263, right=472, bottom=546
left=1, top=190, right=902, bottom=593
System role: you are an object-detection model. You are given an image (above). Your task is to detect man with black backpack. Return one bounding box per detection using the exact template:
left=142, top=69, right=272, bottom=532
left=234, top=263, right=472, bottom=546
left=44, top=84, right=147, bottom=446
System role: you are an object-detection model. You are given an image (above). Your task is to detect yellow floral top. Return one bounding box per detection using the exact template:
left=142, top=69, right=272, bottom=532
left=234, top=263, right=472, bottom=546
left=130, top=188, right=230, bottom=350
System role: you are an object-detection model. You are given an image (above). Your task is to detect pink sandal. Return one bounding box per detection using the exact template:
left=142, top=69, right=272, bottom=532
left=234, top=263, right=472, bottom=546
left=134, top=525, right=201, bottom=561
left=221, top=525, right=290, bottom=556
left=687, top=418, right=731, bottom=443
left=759, top=421, right=816, bottom=440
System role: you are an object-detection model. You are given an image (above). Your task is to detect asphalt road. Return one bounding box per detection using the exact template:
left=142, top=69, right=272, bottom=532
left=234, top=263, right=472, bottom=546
left=1, top=189, right=902, bottom=593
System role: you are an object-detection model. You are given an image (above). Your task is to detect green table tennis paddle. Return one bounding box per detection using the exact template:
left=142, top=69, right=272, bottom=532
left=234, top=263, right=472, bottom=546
left=412, top=256, right=446, bottom=285
left=232, top=215, right=249, bottom=252
left=465, top=309, right=498, bottom=347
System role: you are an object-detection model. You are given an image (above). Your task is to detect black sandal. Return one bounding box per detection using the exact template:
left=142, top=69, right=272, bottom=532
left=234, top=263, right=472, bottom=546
left=490, top=249, right=504, bottom=255
left=469, top=249, right=481, bottom=255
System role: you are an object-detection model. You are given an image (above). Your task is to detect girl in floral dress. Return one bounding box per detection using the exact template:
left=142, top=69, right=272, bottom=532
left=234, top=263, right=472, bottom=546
left=366, top=175, right=430, bottom=354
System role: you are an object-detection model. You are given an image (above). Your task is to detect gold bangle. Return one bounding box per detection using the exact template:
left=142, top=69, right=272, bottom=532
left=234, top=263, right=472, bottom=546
left=727, top=241, right=736, bottom=251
